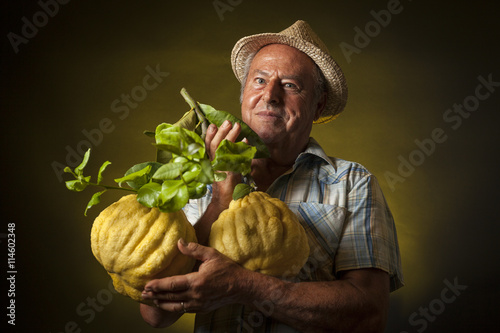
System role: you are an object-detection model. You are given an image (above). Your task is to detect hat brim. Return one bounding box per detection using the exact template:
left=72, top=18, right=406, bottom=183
left=231, top=33, right=348, bottom=124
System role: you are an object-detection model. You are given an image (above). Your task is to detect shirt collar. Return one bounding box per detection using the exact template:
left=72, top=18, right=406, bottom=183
left=296, top=137, right=335, bottom=167
left=294, top=138, right=338, bottom=184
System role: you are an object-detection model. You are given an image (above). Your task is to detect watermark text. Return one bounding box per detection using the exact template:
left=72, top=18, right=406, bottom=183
left=7, top=0, right=72, bottom=54
left=400, top=277, right=467, bottom=333
left=52, top=64, right=169, bottom=182
left=385, top=73, right=499, bottom=191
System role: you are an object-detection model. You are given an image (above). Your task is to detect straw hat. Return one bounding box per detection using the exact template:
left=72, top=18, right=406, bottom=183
left=231, top=20, right=348, bottom=124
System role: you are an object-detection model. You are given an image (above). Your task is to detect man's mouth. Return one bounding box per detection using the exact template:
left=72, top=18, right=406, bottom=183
left=256, top=111, right=282, bottom=119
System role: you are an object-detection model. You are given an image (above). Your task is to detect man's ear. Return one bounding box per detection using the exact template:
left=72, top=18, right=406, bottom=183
left=313, top=92, right=327, bottom=121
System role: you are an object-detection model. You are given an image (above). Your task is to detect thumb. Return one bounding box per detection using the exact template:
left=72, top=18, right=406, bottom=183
left=177, top=238, right=214, bottom=262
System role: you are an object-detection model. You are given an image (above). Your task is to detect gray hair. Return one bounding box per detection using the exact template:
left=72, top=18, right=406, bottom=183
left=239, top=50, right=327, bottom=106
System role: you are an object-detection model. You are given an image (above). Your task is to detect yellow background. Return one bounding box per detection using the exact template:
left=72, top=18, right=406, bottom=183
left=1, top=0, right=499, bottom=332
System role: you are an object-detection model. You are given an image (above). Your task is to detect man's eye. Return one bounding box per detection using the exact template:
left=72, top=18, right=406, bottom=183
left=255, top=78, right=265, bottom=84
left=284, top=83, right=297, bottom=89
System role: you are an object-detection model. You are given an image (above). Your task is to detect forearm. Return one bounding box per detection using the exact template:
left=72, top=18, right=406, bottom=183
left=239, top=269, right=389, bottom=333
left=194, top=202, right=226, bottom=245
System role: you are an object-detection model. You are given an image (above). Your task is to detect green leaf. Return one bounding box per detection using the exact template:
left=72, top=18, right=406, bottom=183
left=155, top=122, right=170, bottom=134
left=187, top=182, right=207, bottom=199
left=156, top=147, right=173, bottom=164
left=182, top=129, right=205, bottom=159
left=119, top=162, right=162, bottom=190
left=173, top=109, right=200, bottom=133
left=155, top=123, right=205, bottom=159
left=157, top=152, right=171, bottom=164
left=181, top=160, right=201, bottom=173
left=172, top=156, right=189, bottom=164
left=158, top=179, right=184, bottom=201
left=198, top=103, right=270, bottom=159
left=152, top=163, right=183, bottom=180
left=212, top=139, right=256, bottom=176
left=63, top=166, right=78, bottom=179
left=115, top=165, right=152, bottom=187
left=182, top=168, right=201, bottom=184
left=155, top=124, right=183, bottom=155
left=137, top=182, right=162, bottom=208
left=85, top=190, right=106, bottom=216
left=97, top=161, right=112, bottom=185
left=154, top=143, right=183, bottom=156
left=65, top=180, right=83, bottom=191
left=75, top=149, right=91, bottom=176
left=214, top=171, right=227, bottom=182
left=232, top=183, right=254, bottom=200
left=197, top=158, right=214, bottom=184
left=65, top=176, right=91, bottom=192
left=158, top=180, right=189, bottom=212
left=143, top=130, right=155, bottom=137
left=186, top=142, right=203, bottom=156
left=155, top=125, right=188, bottom=155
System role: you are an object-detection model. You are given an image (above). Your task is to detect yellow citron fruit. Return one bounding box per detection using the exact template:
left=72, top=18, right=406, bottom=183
left=91, top=194, right=197, bottom=303
left=209, top=191, right=309, bottom=277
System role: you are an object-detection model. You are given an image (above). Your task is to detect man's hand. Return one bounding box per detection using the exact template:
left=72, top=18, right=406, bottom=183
left=141, top=239, right=250, bottom=313
left=194, top=120, right=246, bottom=245
left=205, top=120, right=243, bottom=209
left=141, top=238, right=390, bottom=333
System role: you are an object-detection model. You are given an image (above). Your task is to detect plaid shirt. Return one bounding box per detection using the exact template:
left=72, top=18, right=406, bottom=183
left=184, top=138, right=403, bottom=332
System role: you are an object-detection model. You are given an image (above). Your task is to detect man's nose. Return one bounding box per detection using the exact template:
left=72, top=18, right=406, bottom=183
left=262, top=80, right=282, bottom=105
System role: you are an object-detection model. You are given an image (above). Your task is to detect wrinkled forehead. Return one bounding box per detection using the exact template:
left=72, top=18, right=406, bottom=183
left=250, top=44, right=317, bottom=80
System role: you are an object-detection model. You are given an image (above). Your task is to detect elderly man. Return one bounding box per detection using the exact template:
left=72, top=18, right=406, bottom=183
left=140, top=20, right=403, bottom=332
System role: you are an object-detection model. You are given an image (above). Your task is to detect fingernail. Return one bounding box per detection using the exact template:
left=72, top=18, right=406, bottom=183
left=222, top=120, right=231, bottom=127
left=208, top=124, right=216, bottom=132
left=179, top=238, right=188, bottom=246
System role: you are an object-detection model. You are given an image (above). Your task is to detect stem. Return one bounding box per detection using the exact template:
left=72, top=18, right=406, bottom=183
left=180, top=88, right=208, bottom=139
left=89, top=183, right=137, bottom=192
left=244, top=175, right=258, bottom=191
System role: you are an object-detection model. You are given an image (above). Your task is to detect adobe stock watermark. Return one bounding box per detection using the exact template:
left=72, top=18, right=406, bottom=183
left=7, top=0, right=72, bottom=54
left=339, top=0, right=410, bottom=64
left=384, top=73, right=499, bottom=192
left=213, top=0, right=243, bottom=22
left=51, top=64, right=170, bottom=183
left=400, top=276, right=467, bottom=333
left=49, top=279, right=119, bottom=333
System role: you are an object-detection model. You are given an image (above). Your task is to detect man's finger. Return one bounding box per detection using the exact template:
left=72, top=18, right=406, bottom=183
left=156, top=300, right=188, bottom=313
left=205, top=124, right=217, bottom=156
left=147, top=290, right=188, bottom=302
left=225, top=121, right=241, bottom=142
left=177, top=238, right=217, bottom=262
left=144, top=275, right=190, bottom=293
left=211, top=120, right=232, bottom=149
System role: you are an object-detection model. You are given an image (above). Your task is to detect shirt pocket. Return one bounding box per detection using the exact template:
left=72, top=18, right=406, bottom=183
left=290, top=202, right=347, bottom=281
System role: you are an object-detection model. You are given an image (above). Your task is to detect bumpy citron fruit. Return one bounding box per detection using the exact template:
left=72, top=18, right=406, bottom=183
left=209, top=191, right=310, bottom=277
left=91, top=194, right=197, bottom=303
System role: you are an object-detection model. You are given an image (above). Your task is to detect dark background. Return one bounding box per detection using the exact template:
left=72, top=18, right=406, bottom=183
left=1, top=0, right=499, bottom=332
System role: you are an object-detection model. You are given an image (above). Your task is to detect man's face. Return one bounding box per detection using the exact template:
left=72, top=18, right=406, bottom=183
left=241, top=44, right=323, bottom=148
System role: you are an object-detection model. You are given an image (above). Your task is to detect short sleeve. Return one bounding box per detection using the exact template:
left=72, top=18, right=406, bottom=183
left=335, top=175, right=404, bottom=291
